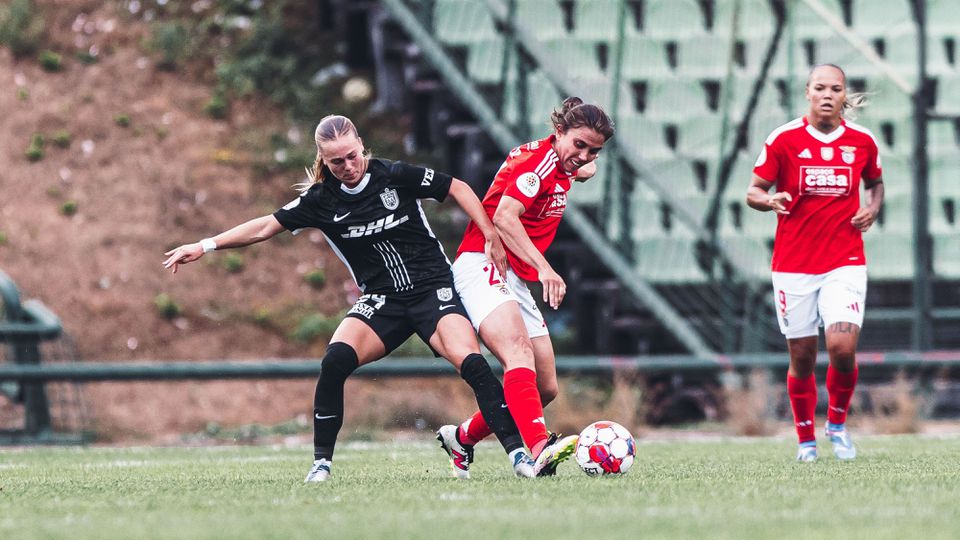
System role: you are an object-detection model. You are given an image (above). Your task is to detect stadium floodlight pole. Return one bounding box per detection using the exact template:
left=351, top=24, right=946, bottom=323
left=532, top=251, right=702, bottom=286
left=380, top=0, right=715, bottom=356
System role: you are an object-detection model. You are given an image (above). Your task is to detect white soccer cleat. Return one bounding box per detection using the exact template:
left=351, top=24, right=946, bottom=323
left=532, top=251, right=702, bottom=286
left=511, top=450, right=536, bottom=478
left=436, top=424, right=473, bottom=480
left=825, top=423, right=857, bottom=460
left=796, top=444, right=818, bottom=463
left=533, top=434, right=579, bottom=477
left=304, top=458, right=332, bottom=482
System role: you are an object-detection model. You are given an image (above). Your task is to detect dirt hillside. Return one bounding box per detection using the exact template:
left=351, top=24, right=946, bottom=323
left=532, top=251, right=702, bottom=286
left=0, top=1, right=478, bottom=441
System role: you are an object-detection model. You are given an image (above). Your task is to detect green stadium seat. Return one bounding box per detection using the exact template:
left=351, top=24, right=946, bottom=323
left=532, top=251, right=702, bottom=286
left=634, top=236, right=709, bottom=284
left=572, top=0, right=640, bottom=42
left=618, top=116, right=675, bottom=161
left=933, top=232, right=960, bottom=278
left=677, top=114, right=725, bottom=161
left=815, top=35, right=876, bottom=79
left=721, top=154, right=759, bottom=202
left=881, top=192, right=912, bottom=232
left=877, top=154, right=910, bottom=195
left=935, top=73, right=960, bottom=116
left=574, top=78, right=638, bottom=115
left=466, top=38, right=507, bottom=84
left=788, top=0, right=843, bottom=39
left=718, top=235, right=771, bottom=280
left=928, top=0, right=960, bottom=38
left=542, top=38, right=604, bottom=79
left=677, top=35, right=744, bottom=79
left=727, top=76, right=786, bottom=119
left=931, top=156, right=960, bottom=199
left=630, top=194, right=666, bottom=239
left=433, top=0, right=497, bottom=44
left=740, top=202, right=777, bottom=239
left=714, top=0, right=775, bottom=37
left=645, top=77, right=711, bottom=121
left=644, top=159, right=706, bottom=197
left=849, top=0, right=914, bottom=37
left=622, top=36, right=673, bottom=81
left=515, top=0, right=566, bottom=40
left=863, top=78, right=912, bottom=118
left=644, top=0, right=707, bottom=38
left=864, top=233, right=914, bottom=280
left=761, top=37, right=811, bottom=79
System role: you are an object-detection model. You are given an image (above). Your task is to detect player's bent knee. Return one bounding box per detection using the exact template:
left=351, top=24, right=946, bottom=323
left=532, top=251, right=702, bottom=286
left=320, top=342, right=359, bottom=383
left=538, top=381, right=559, bottom=405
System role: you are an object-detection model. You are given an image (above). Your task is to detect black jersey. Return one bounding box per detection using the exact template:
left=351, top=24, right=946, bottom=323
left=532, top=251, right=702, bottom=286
left=273, top=158, right=456, bottom=295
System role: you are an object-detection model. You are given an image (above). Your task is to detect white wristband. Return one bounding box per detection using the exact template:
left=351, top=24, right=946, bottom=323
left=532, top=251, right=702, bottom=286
left=200, top=238, right=217, bottom=253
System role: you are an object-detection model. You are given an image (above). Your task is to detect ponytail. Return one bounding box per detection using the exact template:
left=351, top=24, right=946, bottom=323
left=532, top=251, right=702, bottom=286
left=550, top=96, right=615, bottom=141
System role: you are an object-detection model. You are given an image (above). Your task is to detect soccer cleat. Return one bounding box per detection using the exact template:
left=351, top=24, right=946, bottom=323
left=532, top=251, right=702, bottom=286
left=825, top=423, right=857, bottom=460
left=533, top=433, right=579, bottom=477
left=304, top=458, right=332, bottom=482
left=436, top=425, right=473, bottom=479
left=796, top=443, right=818, bottom=462
left=511, top=450, right=536, bottom=478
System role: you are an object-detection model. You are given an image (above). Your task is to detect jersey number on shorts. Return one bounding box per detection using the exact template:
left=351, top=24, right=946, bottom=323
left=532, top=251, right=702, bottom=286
left=483, top=264, right=503, bottom=287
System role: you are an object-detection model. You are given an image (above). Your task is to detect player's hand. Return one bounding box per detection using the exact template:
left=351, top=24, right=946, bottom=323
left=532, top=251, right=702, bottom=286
left=768, top=192, right=792, bottom=214
left=850, top=206, right=878, bottom=232
left=484, top=235, right=508, bottom=280
left=162, top=243, right=204, bottom=274
left=575, top=161, right=597, bottom=182
left=539, top=267, right=566, bottom=310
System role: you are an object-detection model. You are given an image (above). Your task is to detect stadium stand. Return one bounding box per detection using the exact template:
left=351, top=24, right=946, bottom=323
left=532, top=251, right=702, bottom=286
left=408, top=0, right=960, bottom=352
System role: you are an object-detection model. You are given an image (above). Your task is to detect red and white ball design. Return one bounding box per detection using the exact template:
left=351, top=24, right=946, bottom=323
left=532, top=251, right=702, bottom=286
left=575, top=420, right=636, bottom=476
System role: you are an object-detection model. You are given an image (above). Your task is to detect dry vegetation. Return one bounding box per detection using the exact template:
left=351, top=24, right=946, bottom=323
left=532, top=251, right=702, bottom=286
left=1, top=1, right=366, bottom=439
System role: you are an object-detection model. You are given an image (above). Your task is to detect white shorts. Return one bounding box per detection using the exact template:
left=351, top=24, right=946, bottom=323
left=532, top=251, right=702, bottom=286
left=771, top=265, right=867, bottom=339
left=452, top=251, right=549, bottom=339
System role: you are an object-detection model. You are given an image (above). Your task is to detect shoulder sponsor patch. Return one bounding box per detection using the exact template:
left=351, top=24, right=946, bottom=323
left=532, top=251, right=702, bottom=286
left=421, top=168, right=434, bottom=187
left=516, top=172, right=540, bottom=198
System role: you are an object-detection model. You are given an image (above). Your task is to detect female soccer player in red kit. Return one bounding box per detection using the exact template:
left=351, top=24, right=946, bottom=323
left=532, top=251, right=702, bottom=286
left=747, top=64, right=884, bottom=461
left=436, top=97, right=614, bottom=477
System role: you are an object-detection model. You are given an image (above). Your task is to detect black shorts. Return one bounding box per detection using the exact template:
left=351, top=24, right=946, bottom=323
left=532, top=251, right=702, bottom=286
left=344, top=282, right=470, bottom=355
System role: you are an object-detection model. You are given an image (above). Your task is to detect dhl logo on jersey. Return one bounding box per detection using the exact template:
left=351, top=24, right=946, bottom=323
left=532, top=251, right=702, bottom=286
left=799, top=166, right=853, bottom=197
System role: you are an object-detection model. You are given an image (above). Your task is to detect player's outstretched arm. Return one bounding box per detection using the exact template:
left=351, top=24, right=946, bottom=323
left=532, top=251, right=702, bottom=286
left=162, top=215, right=285, bottom=274
left=746, top=174, right=791, bottom=215
left=448, top=178, right=508, bottom=278
left=493, top=196, right=566, bottom=309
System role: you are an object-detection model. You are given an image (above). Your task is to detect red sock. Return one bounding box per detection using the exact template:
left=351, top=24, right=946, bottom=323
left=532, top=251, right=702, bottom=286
left=787, top=373, right=817, bottom=444
left=458, top=411, right=491, bottom=446
left=826, top=364, right=858, bottom=425
left=504, top=367, right=549, bottom=456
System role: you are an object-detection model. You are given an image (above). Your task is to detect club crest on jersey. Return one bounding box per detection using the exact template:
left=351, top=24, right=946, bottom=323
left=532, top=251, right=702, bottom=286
left=839, top=145, right=856, bottom=164
left=436, top=287, right=453, bottom=302
left=820, top=147, right=834, bottom=161
left=380, top=188, right=399, bottom=210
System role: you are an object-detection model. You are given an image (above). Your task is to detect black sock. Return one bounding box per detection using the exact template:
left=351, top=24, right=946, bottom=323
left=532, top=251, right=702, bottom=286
left=313, top=342, right=359, bottom=461
left=459, top=353, right=523, bottom=454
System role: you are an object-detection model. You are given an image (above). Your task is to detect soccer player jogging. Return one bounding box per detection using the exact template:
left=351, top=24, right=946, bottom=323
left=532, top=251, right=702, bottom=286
left=436, top=97, right=615, bottom=477
left=163, top=115, right=539, bottom=481
left=746, top=64, right=884, bottom=462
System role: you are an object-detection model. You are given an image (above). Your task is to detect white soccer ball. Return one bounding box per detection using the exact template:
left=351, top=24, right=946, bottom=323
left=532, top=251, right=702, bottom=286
left=574, top=420, right=636, bottom=476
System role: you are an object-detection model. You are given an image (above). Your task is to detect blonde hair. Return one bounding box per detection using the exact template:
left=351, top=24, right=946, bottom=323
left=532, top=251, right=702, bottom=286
left=806, top=63, right=869, bottom=120
left=299, top=115, right=367, bottom=190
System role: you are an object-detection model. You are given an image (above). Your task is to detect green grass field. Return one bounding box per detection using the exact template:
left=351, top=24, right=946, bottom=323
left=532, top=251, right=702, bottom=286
left=2, top=435, right=959, bottom=539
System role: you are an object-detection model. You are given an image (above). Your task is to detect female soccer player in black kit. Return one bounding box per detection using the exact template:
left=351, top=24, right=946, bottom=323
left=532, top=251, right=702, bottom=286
left=163, top=115, right=537, bottom=482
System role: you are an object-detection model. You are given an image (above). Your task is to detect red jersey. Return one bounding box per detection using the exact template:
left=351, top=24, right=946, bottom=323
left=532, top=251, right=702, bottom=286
left=753, top=117, right=883, bottom=274
left=458, top=135, right=576, bottom=281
